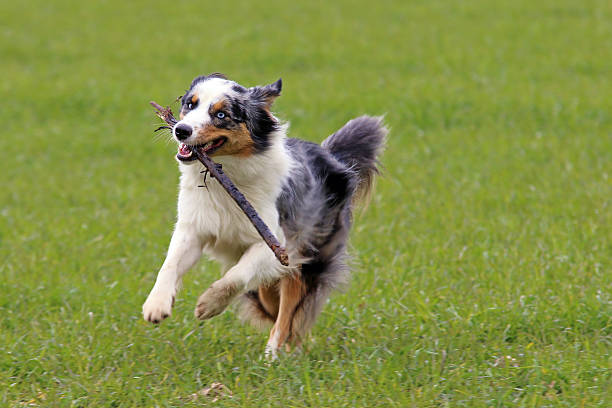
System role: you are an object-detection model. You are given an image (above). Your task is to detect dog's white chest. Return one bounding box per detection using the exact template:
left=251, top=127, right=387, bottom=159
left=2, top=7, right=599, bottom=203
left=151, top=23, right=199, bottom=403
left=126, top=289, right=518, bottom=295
left=176, top=157, right=287, bottom=264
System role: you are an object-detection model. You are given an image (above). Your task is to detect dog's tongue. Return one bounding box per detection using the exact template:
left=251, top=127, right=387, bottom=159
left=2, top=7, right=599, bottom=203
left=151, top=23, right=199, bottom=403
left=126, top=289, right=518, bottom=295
left=178, top=143, right=192, bottom=157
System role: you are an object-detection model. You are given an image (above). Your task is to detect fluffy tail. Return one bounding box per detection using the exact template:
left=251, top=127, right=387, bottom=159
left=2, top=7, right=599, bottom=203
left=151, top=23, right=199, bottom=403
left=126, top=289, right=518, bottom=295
left=321, top=115, right=387, bottom=203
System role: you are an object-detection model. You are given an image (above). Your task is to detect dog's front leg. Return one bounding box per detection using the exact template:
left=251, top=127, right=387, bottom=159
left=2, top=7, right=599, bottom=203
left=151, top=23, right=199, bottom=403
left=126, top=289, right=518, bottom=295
left=143, top=223, right=204, bottom=323
left=195, top=241, right=284, bottom=320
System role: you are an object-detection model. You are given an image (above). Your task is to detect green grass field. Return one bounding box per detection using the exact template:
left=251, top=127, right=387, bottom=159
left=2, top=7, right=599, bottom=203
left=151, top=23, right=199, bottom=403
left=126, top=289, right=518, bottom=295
left=1, top=0, right=611, bottom=406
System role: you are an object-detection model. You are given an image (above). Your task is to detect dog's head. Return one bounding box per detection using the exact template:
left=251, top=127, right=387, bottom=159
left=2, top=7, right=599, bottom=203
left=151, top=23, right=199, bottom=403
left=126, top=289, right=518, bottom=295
left=173, top=73, right=282, bottom=162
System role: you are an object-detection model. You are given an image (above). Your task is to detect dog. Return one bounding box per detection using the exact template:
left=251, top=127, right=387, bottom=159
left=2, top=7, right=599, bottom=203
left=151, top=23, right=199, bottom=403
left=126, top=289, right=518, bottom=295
left=142, top=73, right=386, bottom=356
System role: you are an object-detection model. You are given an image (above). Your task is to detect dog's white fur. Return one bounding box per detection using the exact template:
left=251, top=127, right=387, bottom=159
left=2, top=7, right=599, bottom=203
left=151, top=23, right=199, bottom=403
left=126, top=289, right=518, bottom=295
left=142, top=81, right=293, bottom=324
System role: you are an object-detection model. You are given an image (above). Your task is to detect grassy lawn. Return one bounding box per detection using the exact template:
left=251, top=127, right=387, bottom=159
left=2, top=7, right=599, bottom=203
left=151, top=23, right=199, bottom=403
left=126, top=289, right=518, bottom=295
left=1, top=0, right=611, bottom=406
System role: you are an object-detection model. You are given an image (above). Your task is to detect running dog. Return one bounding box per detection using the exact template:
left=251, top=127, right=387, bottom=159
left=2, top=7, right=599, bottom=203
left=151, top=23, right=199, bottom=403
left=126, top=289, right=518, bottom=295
left=142, top=73, right=386, bottom=356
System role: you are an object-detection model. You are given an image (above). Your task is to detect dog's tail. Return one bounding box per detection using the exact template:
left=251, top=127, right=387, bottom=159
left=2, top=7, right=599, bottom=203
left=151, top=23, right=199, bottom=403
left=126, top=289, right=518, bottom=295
left=321, top=115, right=387, bottom=203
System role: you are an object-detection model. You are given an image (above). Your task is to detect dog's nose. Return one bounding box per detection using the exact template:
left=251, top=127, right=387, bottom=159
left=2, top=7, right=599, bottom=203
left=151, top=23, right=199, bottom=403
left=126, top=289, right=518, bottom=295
left=174, top=123, right=193, bottom=140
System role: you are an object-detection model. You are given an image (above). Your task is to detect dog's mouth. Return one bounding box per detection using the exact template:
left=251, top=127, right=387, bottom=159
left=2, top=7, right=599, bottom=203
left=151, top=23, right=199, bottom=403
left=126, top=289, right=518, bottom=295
left=176, top=137, right=227, bottom=161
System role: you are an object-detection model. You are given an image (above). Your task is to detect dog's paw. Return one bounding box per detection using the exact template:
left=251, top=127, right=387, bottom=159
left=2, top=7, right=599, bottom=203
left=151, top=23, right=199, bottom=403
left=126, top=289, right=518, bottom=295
left=264, top=344, right=279, bottom=361
left=194, top=282, right=239, bottom=320
left=142, top=290, right=175, bottom=324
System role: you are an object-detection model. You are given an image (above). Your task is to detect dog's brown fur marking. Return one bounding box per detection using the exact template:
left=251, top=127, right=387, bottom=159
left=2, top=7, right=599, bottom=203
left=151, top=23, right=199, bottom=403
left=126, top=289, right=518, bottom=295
left=268, top=274, right=306, bottom=350
left=258, top=282, right=280, bottom=319
left=195, top=123, right=254, bottom=157
left=210, top=99, right=226, bottom=113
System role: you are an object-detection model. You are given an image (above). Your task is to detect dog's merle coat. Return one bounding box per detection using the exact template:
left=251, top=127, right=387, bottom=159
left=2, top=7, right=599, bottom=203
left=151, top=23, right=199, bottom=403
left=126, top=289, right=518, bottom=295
left=143, top=74, right=386, bottom=355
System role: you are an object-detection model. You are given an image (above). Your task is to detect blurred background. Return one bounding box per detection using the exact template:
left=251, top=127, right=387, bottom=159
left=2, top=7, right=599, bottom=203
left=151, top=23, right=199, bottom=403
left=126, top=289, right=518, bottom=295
left=1, top=0, right=610, bottom=406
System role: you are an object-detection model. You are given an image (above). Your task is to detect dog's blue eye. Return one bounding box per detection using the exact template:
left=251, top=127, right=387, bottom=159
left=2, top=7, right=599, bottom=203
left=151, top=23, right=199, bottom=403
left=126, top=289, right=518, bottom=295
left=216, top=112, right=226, bottom=119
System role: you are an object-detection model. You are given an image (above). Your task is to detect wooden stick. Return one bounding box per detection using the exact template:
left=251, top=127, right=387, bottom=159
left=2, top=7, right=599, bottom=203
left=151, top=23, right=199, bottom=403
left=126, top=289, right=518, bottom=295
left=150, top=101, right=290, bottom=266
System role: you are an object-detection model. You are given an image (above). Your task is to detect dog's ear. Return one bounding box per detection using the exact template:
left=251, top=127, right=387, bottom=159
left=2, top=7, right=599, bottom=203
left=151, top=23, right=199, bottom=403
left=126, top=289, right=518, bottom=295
left=263, top=78, right=282, bottom=98
left=250, top=78, right=282, bottom=107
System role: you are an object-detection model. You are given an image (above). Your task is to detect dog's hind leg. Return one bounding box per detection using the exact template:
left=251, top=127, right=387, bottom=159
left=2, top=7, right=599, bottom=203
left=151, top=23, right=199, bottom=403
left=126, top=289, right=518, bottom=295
left=285, top=286, right=331, bottom=350
left=285, top=257, right=349, bottom=351
left=265, top=273, right=306, bottom=358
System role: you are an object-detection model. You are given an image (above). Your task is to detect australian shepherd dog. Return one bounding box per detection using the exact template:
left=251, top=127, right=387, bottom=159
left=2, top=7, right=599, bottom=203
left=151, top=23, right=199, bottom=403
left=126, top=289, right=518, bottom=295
left=142, top=73, right=386, bottom=357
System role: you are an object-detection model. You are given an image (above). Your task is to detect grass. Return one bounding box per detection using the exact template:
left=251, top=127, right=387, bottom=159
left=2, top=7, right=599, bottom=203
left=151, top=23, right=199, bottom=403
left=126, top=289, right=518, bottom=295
left=1, top=0, right=611, bottom=406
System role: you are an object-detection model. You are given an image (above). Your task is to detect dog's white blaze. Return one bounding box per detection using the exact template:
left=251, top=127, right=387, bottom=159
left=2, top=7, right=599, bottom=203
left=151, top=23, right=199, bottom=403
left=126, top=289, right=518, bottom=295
left=175, top=78, right=235, bottom=141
